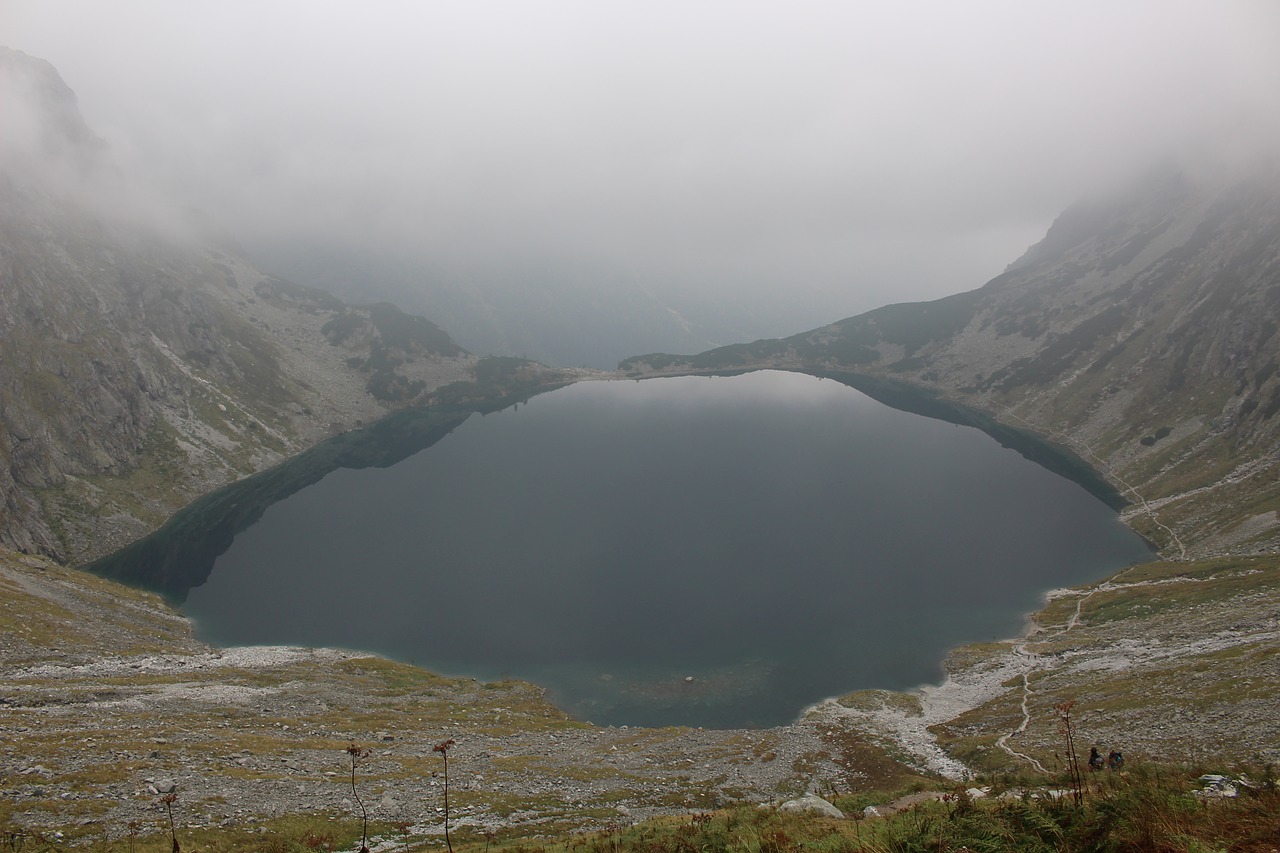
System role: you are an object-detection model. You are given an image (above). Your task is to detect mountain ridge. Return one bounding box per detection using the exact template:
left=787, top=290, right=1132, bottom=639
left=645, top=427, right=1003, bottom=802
left=621, top=165, right=1280, bottom=560
left=3, top=44, right=1278, bottom=839
left=0, top=46, right=602, bottom=564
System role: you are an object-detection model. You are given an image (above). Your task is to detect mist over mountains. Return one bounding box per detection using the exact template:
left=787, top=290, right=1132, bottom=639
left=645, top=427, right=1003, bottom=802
left=10, top=2, right=1278, bottom=368
left=246, top=242, right=736, bottom=368
left=3, top=20, right=1280, bottom=834
left=3, top=33, right=1280, bottom=562
left=0, top=46, right=488, bottom=559
left=624, top=163, right=1280, bottom=557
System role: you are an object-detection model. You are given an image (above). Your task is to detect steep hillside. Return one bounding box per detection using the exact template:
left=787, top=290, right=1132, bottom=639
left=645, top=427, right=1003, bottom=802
left=622, top=166, right=1280, bottom=559
left=0, top=47, right=482, bottom=563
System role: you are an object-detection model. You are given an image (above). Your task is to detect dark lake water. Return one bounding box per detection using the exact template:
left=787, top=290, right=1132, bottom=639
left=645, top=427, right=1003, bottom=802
left=183, top=371, right=1151, bottom=728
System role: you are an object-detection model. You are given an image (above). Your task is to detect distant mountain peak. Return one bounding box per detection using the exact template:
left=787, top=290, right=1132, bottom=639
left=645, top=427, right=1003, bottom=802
left=0, top=45, right=105, bottom=179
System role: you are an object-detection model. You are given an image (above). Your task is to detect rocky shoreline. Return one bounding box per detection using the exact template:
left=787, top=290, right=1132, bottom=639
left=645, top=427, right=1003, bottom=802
left=7, top=541, right=1276, bottom=840
left=0, top=551, right=921, bottom=837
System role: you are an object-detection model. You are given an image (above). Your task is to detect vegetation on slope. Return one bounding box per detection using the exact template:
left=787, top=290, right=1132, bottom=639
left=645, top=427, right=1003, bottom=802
left=6, top=765, right=1279, bottom=851
left=930, top=555, right=1280, bottom=774
left=496, top=771, right=1280, bottom=853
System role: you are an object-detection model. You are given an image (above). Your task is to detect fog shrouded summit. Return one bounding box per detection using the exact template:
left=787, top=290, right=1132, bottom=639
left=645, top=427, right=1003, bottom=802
left=6, top=1, right=1280, bottom=365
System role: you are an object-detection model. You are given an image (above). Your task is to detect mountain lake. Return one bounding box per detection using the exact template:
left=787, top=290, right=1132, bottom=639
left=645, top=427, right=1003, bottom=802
left=182, top=370, right=1153, bottom=729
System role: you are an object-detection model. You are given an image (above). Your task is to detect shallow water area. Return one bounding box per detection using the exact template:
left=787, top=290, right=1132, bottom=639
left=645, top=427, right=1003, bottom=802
left=184, top=371, right=1151, bottom=728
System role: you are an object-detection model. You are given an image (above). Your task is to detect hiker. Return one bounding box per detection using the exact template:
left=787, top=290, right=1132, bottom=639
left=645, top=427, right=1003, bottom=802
left=1108, top=750, right=1124, bottom=770
left=1089, top=747, right=1105, bottom=770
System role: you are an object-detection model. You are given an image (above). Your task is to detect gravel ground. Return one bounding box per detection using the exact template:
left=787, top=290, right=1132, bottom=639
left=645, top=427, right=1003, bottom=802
left=6, top=548, right=1275, bottom=840
left=0, top=552, right=920, bottom=839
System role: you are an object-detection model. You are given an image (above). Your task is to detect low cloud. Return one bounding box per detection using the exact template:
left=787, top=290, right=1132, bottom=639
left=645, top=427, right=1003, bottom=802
left=6, top=1, right=1279, bottom=355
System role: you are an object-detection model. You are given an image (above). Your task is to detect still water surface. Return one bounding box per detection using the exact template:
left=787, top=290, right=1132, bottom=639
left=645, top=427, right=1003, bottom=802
left=184, top=371, right=1151, bottom=728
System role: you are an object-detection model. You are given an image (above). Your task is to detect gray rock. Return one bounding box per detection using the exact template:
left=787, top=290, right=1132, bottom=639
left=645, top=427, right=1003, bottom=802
left=778, top=793, right=844, bottom=819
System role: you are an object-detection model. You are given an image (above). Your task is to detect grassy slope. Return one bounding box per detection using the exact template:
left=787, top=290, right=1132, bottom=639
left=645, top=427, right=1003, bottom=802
left=932, top=555, right=1280, bottom=772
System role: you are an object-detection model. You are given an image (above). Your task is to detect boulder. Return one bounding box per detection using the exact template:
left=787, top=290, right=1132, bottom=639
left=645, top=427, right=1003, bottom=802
left=778, top=793, right=844, bottom=819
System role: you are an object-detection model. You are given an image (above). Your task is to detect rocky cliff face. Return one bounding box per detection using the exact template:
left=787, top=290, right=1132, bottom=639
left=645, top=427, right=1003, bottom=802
left=623, top=166, right=1280, bottom=558
left=0, top=47, right=476, bottom=562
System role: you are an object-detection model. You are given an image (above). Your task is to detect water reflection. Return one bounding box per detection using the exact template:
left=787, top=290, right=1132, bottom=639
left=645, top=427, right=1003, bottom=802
left=182, top=371, right=1151, bottom=728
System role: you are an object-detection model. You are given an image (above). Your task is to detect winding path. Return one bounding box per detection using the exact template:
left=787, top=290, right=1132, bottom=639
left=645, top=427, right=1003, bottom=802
left=994, top=657, right=1048, bottom=773
left=997, top=408, right=1188, bottom=560
left=990, top=572, right=1227, bottom=771
left=989, top=585, right=1105, bottom=771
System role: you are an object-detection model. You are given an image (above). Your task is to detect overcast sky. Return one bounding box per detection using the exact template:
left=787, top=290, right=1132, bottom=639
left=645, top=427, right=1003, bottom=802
left=6, top=1, right=1280, bottom=340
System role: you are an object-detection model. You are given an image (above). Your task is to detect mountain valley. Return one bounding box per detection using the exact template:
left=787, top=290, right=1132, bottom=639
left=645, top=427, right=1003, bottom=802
left=2, top=44, right=1279, bottom=843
